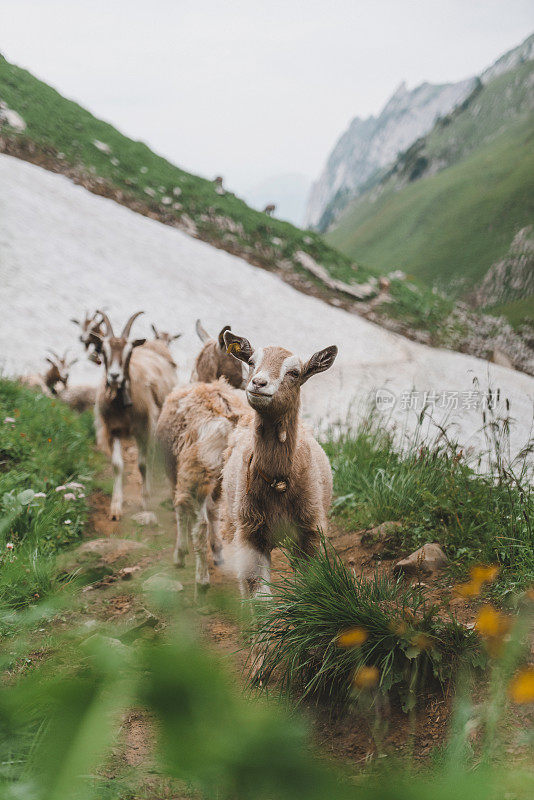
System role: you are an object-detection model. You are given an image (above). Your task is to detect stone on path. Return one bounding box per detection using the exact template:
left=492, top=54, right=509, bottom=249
left=142, top=573, right=184, bottom=593
left=393, top=543, right=448, bottom=577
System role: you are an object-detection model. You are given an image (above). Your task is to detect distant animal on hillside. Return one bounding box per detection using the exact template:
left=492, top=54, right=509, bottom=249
left=214, top=176, right=225, bottom=195
left=192, top=319, right=246, bottom=389
left=94, top=310, right=177, bottom=522
left=221, top=330, right=337, bottom=599
left=71, top=310, right=105, bottom=364
left=263, top=203, right=276, bottom=216
left=59, top=384, right=97, bottom=413
left=21, top=350, right=77, bottom=396
left=151, top=323, right=182, bottom=346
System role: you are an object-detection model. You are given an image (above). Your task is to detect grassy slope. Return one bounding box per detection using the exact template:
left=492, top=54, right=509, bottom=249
left=327, top=61, right=534, bottom=305
left=0, top=379, right=94, bottom=611
left=328, top=116, right=534, bottom=294
left=0, top=54, right=356, bottom=284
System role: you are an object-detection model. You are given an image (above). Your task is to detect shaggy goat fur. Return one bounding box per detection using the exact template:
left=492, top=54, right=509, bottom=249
left=220, top=332, right=337, bottom=598
left=156, top=378, right=248, bottom=591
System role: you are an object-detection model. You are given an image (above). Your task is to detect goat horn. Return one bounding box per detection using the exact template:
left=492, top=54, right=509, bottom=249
left=151, top=323, right=158, bottom=336
left=46, top=348, right=60, bottom=361
left=195, top=319, right=210, bottom=343
left=121, top=310, right=144, bottom=339
left=96, top=310, right=114, bottom=338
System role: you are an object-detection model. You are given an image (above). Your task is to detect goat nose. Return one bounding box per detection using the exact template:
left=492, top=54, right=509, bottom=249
left=110, top=371, right=119, bottom=381
left=252, top=375, right=268, bottom=388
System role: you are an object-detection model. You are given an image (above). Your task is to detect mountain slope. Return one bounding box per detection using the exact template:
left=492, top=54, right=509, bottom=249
left=327, top=54, right=534, bottom=321
left=2, top=152, right=533, bottom=457
left=305, top=77, right=476, bottom=231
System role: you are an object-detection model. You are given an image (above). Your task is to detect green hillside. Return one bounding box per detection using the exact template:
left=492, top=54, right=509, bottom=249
left=327, top=60, right=534, bottom=321
left=0, top=54, right=359, bottom=288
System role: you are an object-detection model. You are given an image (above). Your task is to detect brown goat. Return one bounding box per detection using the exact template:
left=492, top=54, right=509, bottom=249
left=151, top=323, right=182, bottom=346
left=21, top=351, right=77, bottom=396
left=95, top=311, right=177, bottom=521
left=156, top=379, right=248, bottom=593
left=191, top=320, right=246, bottom=389
left=221, top=331, right=337, bottom=598
left=71, top=311, right=105, bottom=364
left=263, top=203, right=276, bottom=216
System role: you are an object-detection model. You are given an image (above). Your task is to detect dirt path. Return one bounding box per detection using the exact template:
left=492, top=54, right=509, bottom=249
left=75, top=440, right=467, bottom=781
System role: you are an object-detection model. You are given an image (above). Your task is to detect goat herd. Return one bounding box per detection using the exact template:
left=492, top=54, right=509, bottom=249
left=22, top=310, right=338, bottom=600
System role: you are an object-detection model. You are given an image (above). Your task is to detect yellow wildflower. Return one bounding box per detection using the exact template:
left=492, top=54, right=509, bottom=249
left=509, top=667, right=534, bottom=704
left=470, top=564, right=500, bottom=584
left=353, top=665, right=379, bottom=689
left=337, top=627, right=368, bottom=648
left=474, top=604, right=511, bottom=656
left=453, top=580, right=481, bottom=599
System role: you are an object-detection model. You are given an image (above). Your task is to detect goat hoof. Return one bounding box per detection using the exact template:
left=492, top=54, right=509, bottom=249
left=173, top=551, right=186, bottom=568
left=109, top=509, right=121, bottom=521
left=132, top=511, right=157, bottom=526
left=196, top=582, right=210, bottom=598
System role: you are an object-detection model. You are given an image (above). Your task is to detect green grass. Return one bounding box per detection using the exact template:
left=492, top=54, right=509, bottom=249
left=328, top=115, right=534, bottom=295
left=0, top=379, right=94, bottom=611
left=489, top=294, right=534, bottom=328
left=0, top=54, right=358, bottom=285
left=323, top=406, right=534, bottom=598
left=250, top=542, right=480, bottom=707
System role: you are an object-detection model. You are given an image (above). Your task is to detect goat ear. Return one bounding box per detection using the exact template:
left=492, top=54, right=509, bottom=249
left=151, top=323, right=158, bottom=337
left=70, top=318, right=80, bottom=326
left=195, top=319, right=210, bottom=343
left=223, top=331, right=254, bottom=364
left=218, top=325, right=231, bottom=350
left=45, top=357, right=56, bottom=367
left=131, top=338, right=146, bottom=349
left=301, top=345, right=337, bottom=384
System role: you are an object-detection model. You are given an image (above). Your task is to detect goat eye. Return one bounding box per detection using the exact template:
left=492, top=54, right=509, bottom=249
left=287, top=369, right=300, bottom=378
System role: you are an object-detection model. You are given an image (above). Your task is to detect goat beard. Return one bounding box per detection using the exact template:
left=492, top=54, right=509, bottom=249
left=105, top=380, right=133, bottom=407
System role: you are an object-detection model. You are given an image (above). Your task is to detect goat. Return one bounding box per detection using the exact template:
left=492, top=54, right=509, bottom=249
left=156, top=379, right=248, bottom=594
left=59, top=384, right=97, bottom=413
left=21, top=351, right=77, bottom=396
left=263, top=203, right=276, bottom=216
left=151, top=323, right=182, bottom=346
left=221, top=331, right=337, bottom=599
left=191, top=319, right=246, bottom=389
left=95, top=310, right=177, bottom=522
left=71, top=311, right=105, bottom=364
left=214, top=175, right=225, bottom=195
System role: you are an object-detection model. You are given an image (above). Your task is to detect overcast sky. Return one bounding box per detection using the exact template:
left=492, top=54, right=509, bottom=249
left=1, top=0, right=533, bottom=192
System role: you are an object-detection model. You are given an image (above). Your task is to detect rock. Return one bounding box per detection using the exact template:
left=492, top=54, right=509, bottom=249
left=361, top=521, right=402, bottom=544
left=57, top=538, right=147, bottom=581
left=82, top=634, right=129, bottom=655
left=161, top=196, right=172, bottom=205
left=491, top=348, right=514, bottom=369
left=378, top=276, right=391, bottom=292
left=120, top=609, right=159, bottom=642
left=142, top=573, right=184, bottom=593
left=173, top=186, right=182, bottom=196
left=92, top=139, right=111, bottom=154
left=393, top=543, right=448, bottom=577
left=144, top=187, right=156, bottom=198
left=0, top=102, right=26, bottom=132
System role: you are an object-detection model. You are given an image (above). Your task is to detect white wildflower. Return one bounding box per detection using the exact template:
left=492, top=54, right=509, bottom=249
left=6, top=542, right=14, bottom=550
